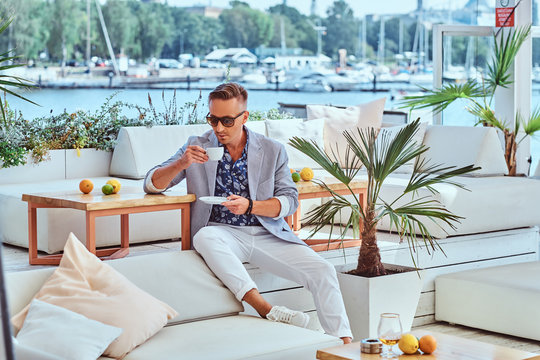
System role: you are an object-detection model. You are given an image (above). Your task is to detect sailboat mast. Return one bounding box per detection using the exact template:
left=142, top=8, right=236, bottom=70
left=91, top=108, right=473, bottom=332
left=86, top=0, right=91, bottom=72
left=94, top=0, right=119, bottom=76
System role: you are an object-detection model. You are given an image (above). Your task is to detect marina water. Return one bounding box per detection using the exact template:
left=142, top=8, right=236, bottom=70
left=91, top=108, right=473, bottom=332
left=8, top=87, right=540, bottom=174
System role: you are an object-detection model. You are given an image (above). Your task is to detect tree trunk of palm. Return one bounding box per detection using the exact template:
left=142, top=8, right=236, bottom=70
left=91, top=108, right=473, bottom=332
left=504, top=130, right=517, bottom=176
left=350, top=209, right=386, bottom=277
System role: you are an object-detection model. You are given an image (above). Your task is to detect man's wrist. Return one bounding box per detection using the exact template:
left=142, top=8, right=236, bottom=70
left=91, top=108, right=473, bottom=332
left=245, top=198, right=254, bottom=215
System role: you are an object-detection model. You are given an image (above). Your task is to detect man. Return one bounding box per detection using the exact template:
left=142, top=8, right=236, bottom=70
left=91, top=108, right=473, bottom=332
left=144, top=83, right=352, bottom=343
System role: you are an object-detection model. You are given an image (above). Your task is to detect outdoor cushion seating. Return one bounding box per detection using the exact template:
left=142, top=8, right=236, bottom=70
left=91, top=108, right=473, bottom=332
left=6, top=249, right=341, bottom=359
left=0, top=106, right=539, bottom=253
left=435, top=261, right=540, bottom=341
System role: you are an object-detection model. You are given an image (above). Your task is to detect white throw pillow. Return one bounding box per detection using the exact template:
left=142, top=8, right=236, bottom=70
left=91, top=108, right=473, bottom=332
left=265, top=118, right=325, bottom=170
left=16, top=300, right=122, bottom=360
left=376, top=122, right=428, bottom=174
left=419, top=125, right=508, bottom=176
left=306, top=98, right=386, bottom=168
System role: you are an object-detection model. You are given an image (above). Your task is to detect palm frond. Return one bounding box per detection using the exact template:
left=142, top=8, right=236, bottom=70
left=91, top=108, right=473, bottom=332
left=467, top=102, right=507, bottom=130
left=405, top=158, right=479, bottom=195
left=289, top=137, right=354, bottom=185
left=487, top=25, right=531, bottom=90
left=522, top=107, right=540, bottom=137
left=0, top=17, right=38, bottom=122
left=399, top=80, right=484, bottom=114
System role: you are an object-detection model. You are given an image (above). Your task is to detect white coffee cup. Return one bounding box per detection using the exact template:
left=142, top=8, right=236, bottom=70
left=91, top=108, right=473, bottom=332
left=206, top=147, right=224, bottom=161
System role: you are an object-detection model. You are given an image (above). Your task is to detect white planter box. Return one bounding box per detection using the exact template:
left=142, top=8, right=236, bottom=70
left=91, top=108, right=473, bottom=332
left=65, top=148, right=112, bottom=179
left=0, top=150, right=66, bottom=185
left=337, top=263, right=423, bottom=340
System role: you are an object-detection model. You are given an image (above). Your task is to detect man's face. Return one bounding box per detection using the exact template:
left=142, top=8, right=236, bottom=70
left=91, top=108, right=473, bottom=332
left=208, top=97, right=248, bottom=146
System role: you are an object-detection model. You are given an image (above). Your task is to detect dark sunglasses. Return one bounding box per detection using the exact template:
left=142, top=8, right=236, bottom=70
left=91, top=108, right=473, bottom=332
left=206, top=111, right=245, bottom=127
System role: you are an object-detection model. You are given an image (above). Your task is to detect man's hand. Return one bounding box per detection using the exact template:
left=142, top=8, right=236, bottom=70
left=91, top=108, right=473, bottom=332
left=222, top=194, right=249, bottom=215
left=179, top=145, right=209, bottom=168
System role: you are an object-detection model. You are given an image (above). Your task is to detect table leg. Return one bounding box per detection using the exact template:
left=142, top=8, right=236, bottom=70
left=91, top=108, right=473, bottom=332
left=28, top=204, right=38, bottom=265
left=86, top=211, right=96, bottom=254
left=293, top=201, right=302, bottom=232
left=120, top=214, right=129, bottom=249
left=285, top=215, right=293, bottom=230
left=181, top=204, right=191, bottom=250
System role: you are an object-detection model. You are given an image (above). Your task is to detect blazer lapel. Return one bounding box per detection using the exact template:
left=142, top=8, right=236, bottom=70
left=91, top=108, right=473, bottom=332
left=204, top=133, right=220, bottom=196
left=247, top=128, right=263, bottom=200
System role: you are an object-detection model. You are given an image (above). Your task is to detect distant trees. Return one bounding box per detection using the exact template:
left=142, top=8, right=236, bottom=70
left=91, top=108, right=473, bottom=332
left=219, top=1, right=273, bottom=48
left=323, top=0, right=358, bottom=58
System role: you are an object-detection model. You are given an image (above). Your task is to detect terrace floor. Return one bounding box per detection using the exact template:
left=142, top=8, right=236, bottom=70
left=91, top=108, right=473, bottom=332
left=2, top=240, right=540, bottom=355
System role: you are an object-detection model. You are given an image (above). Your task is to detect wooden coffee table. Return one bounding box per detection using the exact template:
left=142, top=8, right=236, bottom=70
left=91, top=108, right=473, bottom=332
left=22, top=187, right=196, bottom=265
left=316, top=330, right=539, bottom=360
left=285, top=178, right=368, bottom=251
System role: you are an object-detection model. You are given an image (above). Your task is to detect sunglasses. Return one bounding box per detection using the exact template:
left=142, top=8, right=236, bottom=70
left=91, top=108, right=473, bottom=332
left=206, top=111, right=245, bottom=127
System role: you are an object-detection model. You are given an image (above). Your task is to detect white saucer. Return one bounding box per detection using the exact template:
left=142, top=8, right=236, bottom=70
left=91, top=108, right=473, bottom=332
left=199, top=196, right=229, bottom=205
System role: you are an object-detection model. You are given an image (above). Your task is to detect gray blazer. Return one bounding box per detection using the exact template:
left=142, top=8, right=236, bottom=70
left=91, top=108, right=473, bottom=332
left=143, top=126, right=305, bottom=245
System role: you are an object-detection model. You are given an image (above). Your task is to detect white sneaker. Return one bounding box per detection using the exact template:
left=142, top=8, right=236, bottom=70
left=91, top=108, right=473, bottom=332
left=266, top=306, right=310, bottom=328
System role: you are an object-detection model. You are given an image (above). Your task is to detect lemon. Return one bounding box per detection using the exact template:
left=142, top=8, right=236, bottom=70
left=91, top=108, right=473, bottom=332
left=291, top=172, right=301, bottom=182
left=398, top=333, right=419, bottom=354
left=106, top=179, right=121, bottom=194
left=300, top=167, right=314, bottom=181
left=102, top=184, right=114, bottom=195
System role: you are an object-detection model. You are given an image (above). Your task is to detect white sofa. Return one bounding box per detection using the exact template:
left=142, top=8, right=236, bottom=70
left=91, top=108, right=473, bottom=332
left=0, top=119, right=539, bottom=253
left=6, top=249, right=341, bottom=359
left=435, top=261, right=540, bottom=341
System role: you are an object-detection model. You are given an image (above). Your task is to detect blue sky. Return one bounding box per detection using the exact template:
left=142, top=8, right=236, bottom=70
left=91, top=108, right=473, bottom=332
left=175, top=0, right=469, bottom=17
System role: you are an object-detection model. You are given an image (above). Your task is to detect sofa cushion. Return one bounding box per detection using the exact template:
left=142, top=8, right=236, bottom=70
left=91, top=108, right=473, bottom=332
left=435, top=261, right=540, bottom=341
left=100, top=315, right=341, bottom=360
left=306, top=98, right=386, bottom=168
left=266, top=118, right=325, bottom=170
left=244, top=120, right=267, bottom=135
left=376, top=122, right=428, bottom=174
left=419, top=125, right=508, bottom=176
left=6, top=251, right=244, bottom=329
left=110, top=124, right=211, bottom=179
left=16, top=300, right=122, bottom=360
left=11, top=233, right=178, bottom=359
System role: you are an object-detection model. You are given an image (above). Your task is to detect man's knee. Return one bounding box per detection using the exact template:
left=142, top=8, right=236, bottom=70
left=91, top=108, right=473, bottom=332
left=192, top=226, right=215, bottom=253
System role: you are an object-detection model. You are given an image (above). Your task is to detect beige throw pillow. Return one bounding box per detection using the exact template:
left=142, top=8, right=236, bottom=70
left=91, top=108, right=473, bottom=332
left=306, top=98, right=386, bottom=168
left=265, top=118, right=325, bottom=170
left=11, top=233, right=178, bottom=359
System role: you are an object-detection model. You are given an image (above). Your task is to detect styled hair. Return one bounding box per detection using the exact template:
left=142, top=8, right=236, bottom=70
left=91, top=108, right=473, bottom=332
left=208, top=82, right=248, bottom=105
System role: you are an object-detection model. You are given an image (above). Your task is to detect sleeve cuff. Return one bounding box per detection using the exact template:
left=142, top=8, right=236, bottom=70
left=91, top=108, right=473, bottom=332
left=144, top=168, right=167, bottom=193
left=273, top=196, right=290, bottom=220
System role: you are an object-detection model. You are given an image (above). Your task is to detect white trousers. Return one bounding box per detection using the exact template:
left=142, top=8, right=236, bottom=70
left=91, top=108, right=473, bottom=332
left=192, top=223, right=352, bottom=338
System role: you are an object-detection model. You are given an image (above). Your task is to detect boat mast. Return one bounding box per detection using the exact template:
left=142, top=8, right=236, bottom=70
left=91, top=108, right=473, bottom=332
left=94, top=0, right=119, bottom=76
left=86, top=0, right=91, bottom=72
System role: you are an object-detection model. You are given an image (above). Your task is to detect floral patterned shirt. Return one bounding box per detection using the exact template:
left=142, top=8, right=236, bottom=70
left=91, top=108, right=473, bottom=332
left=209, top=133, right=260, bottom=226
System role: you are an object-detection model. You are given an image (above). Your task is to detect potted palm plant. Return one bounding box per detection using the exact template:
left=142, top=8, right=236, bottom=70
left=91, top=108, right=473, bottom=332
left=401, top=26, right=540, bottom=176
left=289, top=119, right=478, bottom=338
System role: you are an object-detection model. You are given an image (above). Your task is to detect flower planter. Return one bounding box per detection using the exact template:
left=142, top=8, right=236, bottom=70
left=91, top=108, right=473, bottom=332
left=65, top=149, right=112, bottom=179
left=0, top=149, right=112, bottom=185
left=0, top=150, right=66, bottom=185
left=337, top=263, right=423, bottom=340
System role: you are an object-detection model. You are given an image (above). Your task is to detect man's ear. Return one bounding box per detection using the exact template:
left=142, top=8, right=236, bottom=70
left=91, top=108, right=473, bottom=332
left=243, top=111, right=249, bottom=123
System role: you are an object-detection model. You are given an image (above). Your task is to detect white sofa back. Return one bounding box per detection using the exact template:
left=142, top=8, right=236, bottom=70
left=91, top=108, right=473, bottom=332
left=6, top=251, right=244, bottom=325
left=420, top=125, right=508, bottom=176
left=110, top=124, right=211, bottom=179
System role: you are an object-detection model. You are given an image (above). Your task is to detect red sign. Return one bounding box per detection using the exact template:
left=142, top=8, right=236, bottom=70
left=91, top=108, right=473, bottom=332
left=496, top=7, right=514, bottom=27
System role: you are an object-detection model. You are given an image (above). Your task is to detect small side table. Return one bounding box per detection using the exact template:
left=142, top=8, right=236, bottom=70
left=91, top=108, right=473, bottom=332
left=22, top=187, right=196, bottom=265
left=285, top=179, right=368, bottom=252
